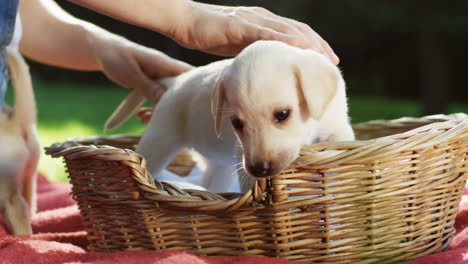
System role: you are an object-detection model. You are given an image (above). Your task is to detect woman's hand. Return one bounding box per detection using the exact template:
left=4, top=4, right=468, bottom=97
left=169, top=2, right=339, bottom=64
left=87, top=29, right=193, bottom=102
left=66, top=0, right=339, bottom=64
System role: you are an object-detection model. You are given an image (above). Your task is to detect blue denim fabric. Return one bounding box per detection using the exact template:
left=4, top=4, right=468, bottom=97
left=0, top=0, right=19, bottom=109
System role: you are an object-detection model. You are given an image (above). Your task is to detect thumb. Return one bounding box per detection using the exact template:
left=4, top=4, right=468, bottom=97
left=136, top=47, right=194, bottom=76
left=136, top=77, right=166, bottom=103
left=124, top=54, right=168, bottom=103
left=146, top=82, right=166, bottom=103
left=160, top=58, right=194, bottom=76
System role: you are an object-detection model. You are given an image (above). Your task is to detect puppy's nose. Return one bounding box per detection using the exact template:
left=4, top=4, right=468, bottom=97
left=248, top=161, right=273, bottom=177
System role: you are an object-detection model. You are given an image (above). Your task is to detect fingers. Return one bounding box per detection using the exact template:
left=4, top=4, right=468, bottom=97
left=101, top=44, right=194, bottom=103
left=319, top=38, right=340, bottom=65
left=133, top=47, right=194, bottom=102
left=238, top=8, right=340, bottom=64
left=100, top=51, right=165, bottom=103
left=137, top=46, right=194, bottom=77
left=121, top=53, right=168, bottom=103
left=199, top=5, right=340, bottom=64
left=182, top=3, right=339, bottom=63
left=131, top=75, right=166, bottom=104
left=284, top=19, right=339, bottom=64
left=136, top=107, right=154, bottom=124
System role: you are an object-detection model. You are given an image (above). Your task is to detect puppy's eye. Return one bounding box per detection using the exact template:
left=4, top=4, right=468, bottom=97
left=231, top=117, right=244, bottom=131
left=274, top=109, right=290, bottom=123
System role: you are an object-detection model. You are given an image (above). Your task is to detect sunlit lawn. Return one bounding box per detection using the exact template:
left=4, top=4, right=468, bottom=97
left=6, top=82, right=467, bottom=182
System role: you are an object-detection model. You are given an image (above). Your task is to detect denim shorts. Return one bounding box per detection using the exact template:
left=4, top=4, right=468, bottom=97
left=0, top=0, right=19, bottom=109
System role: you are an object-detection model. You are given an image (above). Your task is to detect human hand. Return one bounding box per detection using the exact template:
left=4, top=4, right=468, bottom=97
left=169, top=1, right=339, bottom=64
left=86, top=28, right=194, bottom=102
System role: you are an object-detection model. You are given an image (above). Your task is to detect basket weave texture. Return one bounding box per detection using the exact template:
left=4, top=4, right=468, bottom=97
left=46, top=114, right=468, bottom=264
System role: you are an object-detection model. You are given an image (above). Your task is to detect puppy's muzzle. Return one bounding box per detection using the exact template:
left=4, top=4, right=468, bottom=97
left=248, top=161, right=273, bottom=178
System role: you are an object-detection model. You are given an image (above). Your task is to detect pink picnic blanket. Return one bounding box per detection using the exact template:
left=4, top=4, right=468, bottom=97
left=1, top=174, right=467, bottom=264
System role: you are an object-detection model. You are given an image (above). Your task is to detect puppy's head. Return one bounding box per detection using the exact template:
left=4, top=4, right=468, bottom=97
left=212, top=41, right=341, bottom=178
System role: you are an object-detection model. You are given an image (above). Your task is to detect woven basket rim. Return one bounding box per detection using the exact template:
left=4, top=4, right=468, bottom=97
left=295, top=114, right=467, bottom=166
left=45, top=113, right=468, bottom=211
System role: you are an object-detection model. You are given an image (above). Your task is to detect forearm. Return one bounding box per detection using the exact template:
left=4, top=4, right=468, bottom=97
left=19, top=0, right=115, bottom=71
left=68, top=0, right=189, bottom=37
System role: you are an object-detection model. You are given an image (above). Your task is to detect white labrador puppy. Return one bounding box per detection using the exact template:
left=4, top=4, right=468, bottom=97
left=0, top=48, right=40, bottom=235
left=106, top=40, right=354, bottom=193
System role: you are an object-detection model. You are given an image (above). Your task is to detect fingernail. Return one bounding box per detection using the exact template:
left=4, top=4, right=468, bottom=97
left=331, top=52, right=340, bottom=65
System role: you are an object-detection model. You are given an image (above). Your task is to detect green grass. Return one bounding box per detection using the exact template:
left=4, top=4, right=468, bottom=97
left=5, top=82, right=468, bottom=182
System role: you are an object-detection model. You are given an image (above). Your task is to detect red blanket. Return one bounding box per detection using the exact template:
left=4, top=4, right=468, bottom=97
left=1, top=174, right=467, bottom=264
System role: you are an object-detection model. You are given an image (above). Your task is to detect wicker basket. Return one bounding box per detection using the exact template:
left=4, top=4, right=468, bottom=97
left=46, top=114, right=468, bottom=264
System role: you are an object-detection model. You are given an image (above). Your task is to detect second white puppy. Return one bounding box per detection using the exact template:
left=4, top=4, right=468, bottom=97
left=106, top=40, right=354, bottom=193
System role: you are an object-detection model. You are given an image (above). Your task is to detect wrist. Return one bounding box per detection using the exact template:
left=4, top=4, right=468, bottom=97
left=147, top=0, right=192, bottom=38
left=79, top=22, right=122, bottom=71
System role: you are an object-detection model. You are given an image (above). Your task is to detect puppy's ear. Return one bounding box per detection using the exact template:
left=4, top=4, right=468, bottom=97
left=211, top=75, right=225, bottom=137
left=293, top=52, right=340, bottom=120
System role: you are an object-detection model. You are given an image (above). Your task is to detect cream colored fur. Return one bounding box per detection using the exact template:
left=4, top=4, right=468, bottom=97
left=105, top=41, right=354, bottom=193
